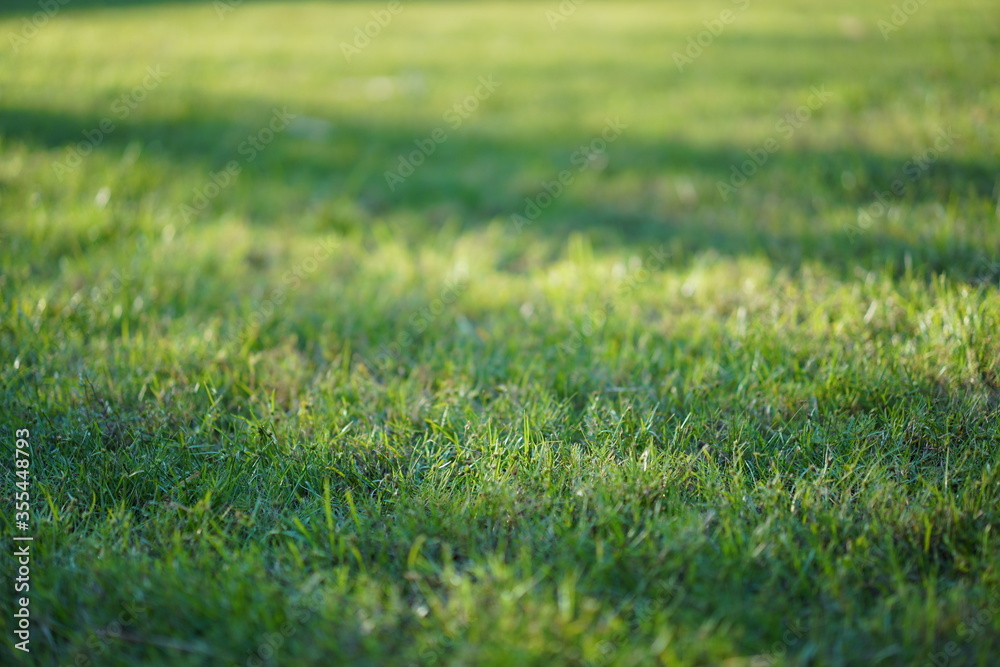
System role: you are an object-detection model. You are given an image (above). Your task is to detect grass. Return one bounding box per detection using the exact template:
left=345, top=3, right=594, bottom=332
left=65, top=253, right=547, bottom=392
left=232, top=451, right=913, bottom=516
left=1, top=0, right=999, bottom=664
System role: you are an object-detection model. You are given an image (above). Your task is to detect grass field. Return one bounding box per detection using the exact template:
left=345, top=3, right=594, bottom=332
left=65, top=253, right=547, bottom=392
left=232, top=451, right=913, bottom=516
left=1, top=0, right=999, bottom=664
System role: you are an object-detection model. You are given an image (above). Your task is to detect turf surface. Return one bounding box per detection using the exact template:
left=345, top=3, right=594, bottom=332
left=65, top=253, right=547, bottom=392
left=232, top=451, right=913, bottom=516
left=1, top=0, right=999, bottom=664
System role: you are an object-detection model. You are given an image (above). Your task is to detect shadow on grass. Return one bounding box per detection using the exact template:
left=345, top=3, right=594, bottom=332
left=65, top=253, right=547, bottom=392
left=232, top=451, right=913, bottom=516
left=0, top=0, right=400, bottom=17
left=1, top=98, right=997, bottom=285
left=0, top=0, right=254, bottom=16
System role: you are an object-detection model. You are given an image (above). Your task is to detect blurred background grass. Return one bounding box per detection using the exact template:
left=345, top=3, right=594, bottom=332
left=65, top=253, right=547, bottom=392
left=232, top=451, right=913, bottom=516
left=2, top=0, right=997, bottom=366
left=2, top=0, right=997, bottom=275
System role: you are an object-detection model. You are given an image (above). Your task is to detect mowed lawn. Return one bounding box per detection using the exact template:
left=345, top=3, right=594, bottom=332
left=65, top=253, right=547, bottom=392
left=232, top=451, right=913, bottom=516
left=1, top=0, right=999, bottom=664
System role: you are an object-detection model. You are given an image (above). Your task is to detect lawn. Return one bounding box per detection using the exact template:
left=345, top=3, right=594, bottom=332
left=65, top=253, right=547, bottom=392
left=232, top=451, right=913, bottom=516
left=1, top=0, right=999, bottom=664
